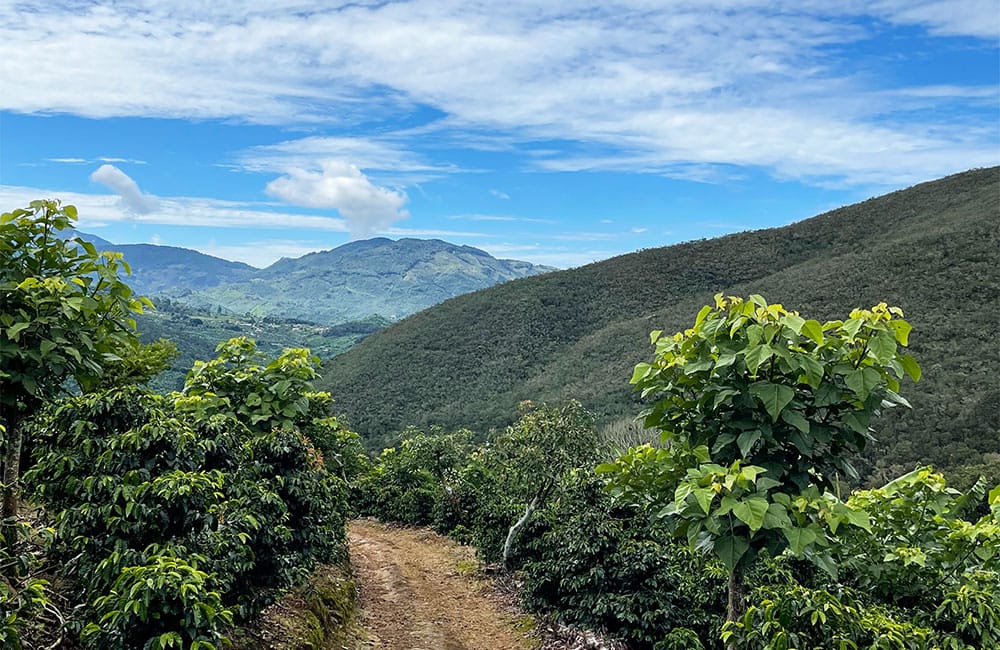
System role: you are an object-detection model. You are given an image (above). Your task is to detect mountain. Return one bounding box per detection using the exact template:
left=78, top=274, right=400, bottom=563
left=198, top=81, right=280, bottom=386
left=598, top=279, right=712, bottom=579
left=75, top=235, right=553, bottom=325
left=69, top=232, right=257, bottom=294
left=112, top=244, right=257, bottom=294
left=317, top=167, right=1000, bottom=485
left=184, top=238, right=555, bottom=323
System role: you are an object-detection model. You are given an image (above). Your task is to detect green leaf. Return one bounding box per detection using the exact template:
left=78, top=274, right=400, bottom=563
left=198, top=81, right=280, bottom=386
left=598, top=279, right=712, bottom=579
left=744, top=344, right=773, bottom=375
left=841, top=318, right=863, bottom=339
left=736, top=429, right=761, bottom=457
left=691, top=487, right=714, bottom=515
left=844, top=367, right=881, bottom=401
left=780, top=409, right=810, bottom=434
left=732, top=497, right=769, bottom=532
left=800, top=319, right=824, bottom=345
left=888, top=319, right=911, bottom=345
left=630, top=363, right=653, bottom=384
left=899, top=354, right=921, bottom=382
left=868, top=331, right=897, bottom=362
left=783, top=526, right=817, bottom=555
left=749, top=382, right=795, bottom=422
left=6, top=321, right=29, bottom=340
left=714, top=535, right=749, bottom=572
left=843, top=411, right=869, bottom=435
left=762, top=502, right=792, bottom=530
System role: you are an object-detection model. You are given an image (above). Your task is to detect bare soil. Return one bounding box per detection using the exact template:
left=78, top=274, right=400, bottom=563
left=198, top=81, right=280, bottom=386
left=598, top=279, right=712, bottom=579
left=348, top=519, right=536, bottom=650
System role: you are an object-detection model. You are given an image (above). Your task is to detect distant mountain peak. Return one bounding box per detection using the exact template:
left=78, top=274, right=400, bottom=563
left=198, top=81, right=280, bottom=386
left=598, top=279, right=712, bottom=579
left=70, top=233, right=553, bottom=325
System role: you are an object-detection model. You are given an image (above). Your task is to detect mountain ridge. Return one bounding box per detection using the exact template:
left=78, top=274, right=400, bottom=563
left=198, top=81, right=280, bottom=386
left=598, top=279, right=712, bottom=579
left=73, top=235, right=554, bottom=324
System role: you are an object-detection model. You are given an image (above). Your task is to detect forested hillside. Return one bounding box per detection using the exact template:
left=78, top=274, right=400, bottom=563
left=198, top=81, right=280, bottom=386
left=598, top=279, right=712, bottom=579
left=319, top=167, right=1000, bottom=484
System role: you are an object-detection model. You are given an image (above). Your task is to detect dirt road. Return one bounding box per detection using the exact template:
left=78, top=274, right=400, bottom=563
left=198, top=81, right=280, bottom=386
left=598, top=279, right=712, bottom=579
left=348, top=519, right=535, bottom=650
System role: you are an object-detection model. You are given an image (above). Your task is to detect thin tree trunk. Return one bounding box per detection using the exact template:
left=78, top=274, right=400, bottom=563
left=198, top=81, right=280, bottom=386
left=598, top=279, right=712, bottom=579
left=726, top=565, right=746, bottom=650
left=502, top=493, right=540, bottom=568
left=2, top=415, right=22, bottom=520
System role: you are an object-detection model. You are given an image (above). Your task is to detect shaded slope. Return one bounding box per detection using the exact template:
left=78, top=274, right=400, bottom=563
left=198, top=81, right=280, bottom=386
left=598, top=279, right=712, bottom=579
left=319, top=168, right=1000, bottom=480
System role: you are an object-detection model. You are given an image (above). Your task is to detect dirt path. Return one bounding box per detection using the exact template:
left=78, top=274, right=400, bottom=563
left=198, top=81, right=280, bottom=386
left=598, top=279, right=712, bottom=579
left=348, top=519, right=536, bottom=650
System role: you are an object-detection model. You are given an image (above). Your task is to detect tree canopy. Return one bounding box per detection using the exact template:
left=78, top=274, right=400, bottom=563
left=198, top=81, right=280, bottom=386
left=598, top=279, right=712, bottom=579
left=0, top=200, right=151, bottom=517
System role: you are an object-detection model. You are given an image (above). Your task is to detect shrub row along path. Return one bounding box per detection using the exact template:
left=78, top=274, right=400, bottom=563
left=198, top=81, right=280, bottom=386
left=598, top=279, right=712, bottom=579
left=348, top=519, right=535, bottom=650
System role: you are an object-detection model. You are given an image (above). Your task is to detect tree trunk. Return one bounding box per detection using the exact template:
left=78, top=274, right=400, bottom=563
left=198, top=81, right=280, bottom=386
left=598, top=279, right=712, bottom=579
left=502, top=493, right=540, bottom=568
left=726, top=565, right=746, bottom=650
left=2, top=415, right=22, bottom=521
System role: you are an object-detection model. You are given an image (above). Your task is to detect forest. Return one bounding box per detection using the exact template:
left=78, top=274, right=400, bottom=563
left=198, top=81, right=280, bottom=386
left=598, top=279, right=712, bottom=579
left=1, top=199, right=998, bottom=649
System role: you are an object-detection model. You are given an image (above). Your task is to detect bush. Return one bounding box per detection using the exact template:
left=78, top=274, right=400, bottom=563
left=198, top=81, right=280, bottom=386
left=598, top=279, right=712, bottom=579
left=521, top=473, right=724, bottom=648
left=23, top=339, right=354, bottom=647
left=82, top=552, right=232, bottom=650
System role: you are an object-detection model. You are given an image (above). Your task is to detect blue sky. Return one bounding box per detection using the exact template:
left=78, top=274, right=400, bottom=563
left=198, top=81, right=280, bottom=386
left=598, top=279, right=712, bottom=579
left=1, top=1, right=997, bottom=268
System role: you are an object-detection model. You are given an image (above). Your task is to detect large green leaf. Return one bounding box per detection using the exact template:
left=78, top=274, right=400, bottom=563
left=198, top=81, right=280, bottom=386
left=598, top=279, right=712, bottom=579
left=783, top=526, right=818, bottom=555
left=749, top=382, right=795, bottom=422
left=713, top=535, right=750, bottom=572
left=868, top=331, right=897, bottom=363
left=732, top=497, right=769, bottom=532
left=899, top=354, right=921, bottom=382
left=845, top=367, right=881, bottom=401
left=736, top=429, right=761, bottom=457
left=762, top=502, right=792, bottom=530
left=744, top=344, right=773, bottom=375
left=800, top=319, right=825, bottom=345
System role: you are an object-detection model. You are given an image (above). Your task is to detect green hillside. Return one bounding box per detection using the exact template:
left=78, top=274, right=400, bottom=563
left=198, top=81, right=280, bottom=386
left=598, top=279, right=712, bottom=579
left=319, top=167, right=1000, bottom=483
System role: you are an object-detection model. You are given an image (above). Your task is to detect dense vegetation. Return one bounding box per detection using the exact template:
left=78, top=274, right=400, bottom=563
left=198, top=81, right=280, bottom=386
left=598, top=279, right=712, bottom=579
left=320, top=167, right=1000, bottom=486
left=134, top=299, right=387, bottom=393
left=4, top=169, right=998, bottom=649
left=1, top=203, right=361, bottom=649
left=353, top=297, right=999, bottom=649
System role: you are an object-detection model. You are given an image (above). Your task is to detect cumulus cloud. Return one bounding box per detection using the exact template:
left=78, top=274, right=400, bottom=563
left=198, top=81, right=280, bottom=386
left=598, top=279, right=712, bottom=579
left=265, top=161, right=409, bottom=238
left=89, top=164, right=159, bottom=215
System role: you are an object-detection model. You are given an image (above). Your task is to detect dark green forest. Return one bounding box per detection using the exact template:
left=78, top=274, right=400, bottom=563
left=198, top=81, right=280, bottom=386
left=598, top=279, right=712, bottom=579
left=319, top=167, right=1000, bottom=486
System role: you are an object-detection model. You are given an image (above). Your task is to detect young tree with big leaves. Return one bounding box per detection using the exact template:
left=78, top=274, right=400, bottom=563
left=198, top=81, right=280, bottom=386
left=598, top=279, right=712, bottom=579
left=598, top=294, right=921, bottom=640
left=0, top=200, right=150, bottom=518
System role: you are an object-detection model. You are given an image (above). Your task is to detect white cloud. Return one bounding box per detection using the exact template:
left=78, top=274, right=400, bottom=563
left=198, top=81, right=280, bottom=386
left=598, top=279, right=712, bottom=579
left=90, top=164, right=159, bottom=215
left=489, top=189, right=510, bottom=199
left=0, top=1, right=996, bottom=186
left=0, top=184, right=350, bottom=233
left=47, top=158, right=89, bottom=164
left=264, top=161, right=409, bottom=237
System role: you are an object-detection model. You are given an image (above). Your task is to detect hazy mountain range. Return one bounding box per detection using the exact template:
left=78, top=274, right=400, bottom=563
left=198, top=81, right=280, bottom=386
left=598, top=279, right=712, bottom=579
left=75, top=235, right=554, bottom=324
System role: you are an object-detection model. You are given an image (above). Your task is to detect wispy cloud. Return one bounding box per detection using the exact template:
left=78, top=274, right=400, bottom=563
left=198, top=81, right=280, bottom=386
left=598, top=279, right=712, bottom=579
left=46, top=156, right=148, bottom=165
left=0, top=185, right=350, bottom=233
left=1, top=1, right=994, bottom=187
left=90, top=164, right=159, bottom=215
left=489, top=189, right=510, bottom=200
